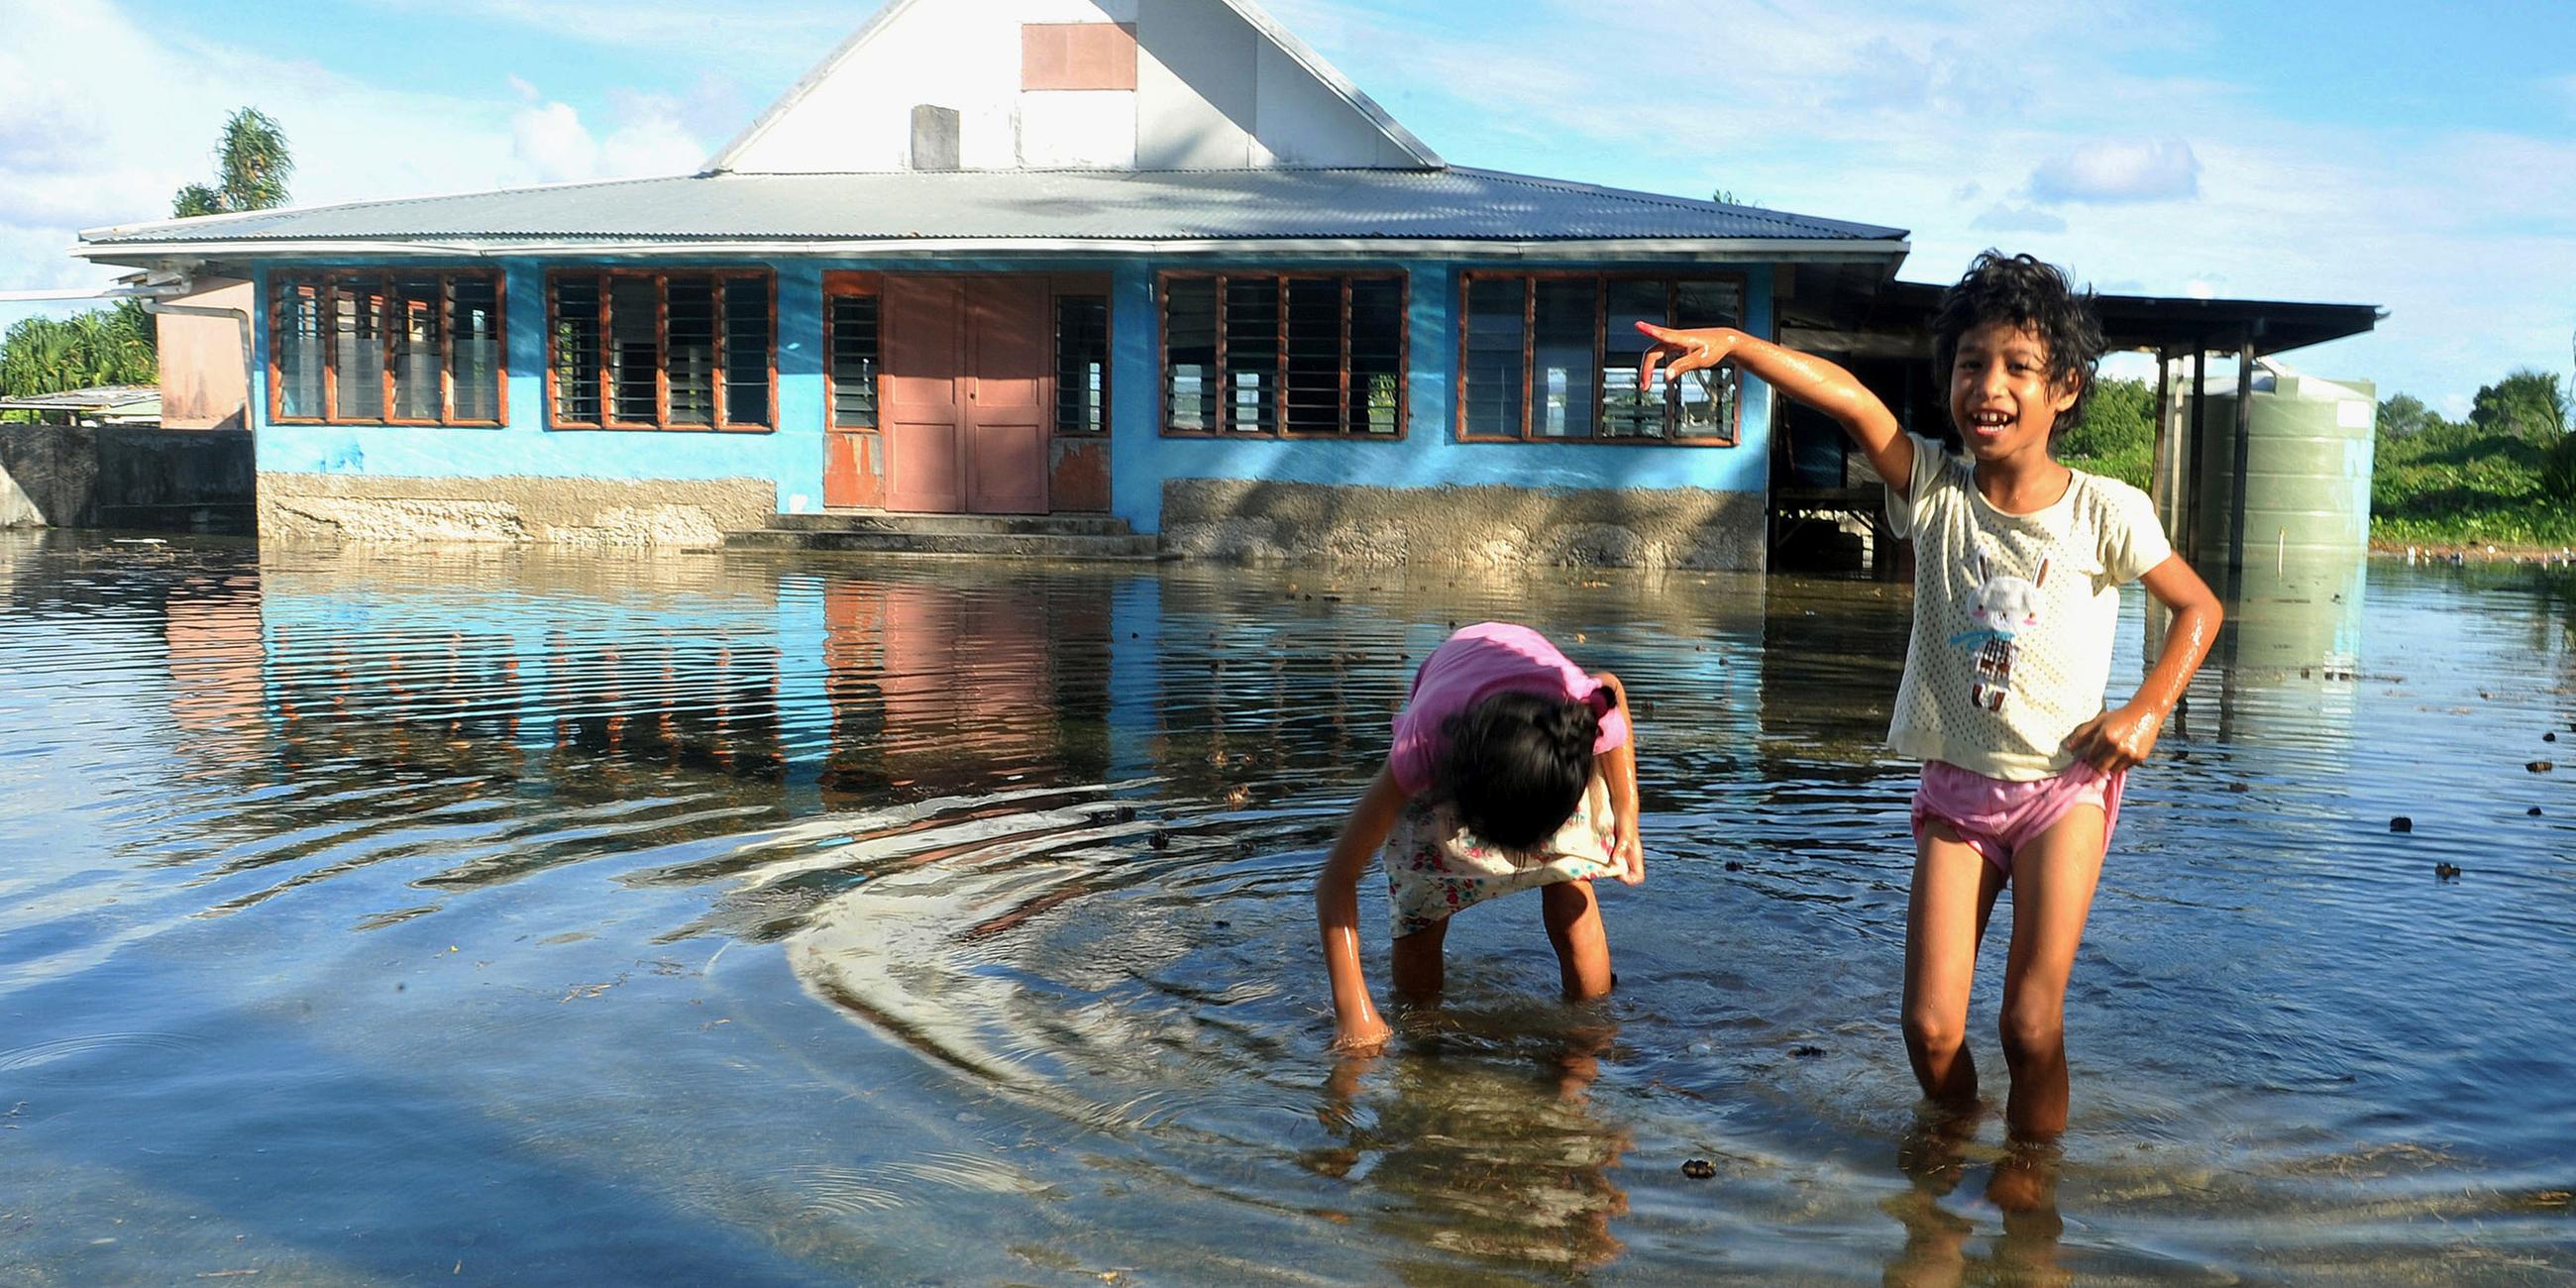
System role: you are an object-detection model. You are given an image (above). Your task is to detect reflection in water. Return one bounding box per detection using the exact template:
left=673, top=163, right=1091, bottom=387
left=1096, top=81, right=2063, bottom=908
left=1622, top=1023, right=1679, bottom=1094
left=1316, top=1022, right=1634, bottom=1274
left=2, top=532, right=2573, bottom=1283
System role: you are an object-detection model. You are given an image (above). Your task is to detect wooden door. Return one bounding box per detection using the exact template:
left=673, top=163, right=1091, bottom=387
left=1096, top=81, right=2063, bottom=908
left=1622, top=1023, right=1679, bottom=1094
left=884, top=276, right=966, bottom=513
left=880, top=275, right=1053, bottom=515
left=965, top=277, right=1051, bottom=515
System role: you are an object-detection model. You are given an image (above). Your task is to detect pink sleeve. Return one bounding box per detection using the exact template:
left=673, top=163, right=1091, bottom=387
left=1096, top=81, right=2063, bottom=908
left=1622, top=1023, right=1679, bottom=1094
left=1389, top=623, right=1625, bottom=794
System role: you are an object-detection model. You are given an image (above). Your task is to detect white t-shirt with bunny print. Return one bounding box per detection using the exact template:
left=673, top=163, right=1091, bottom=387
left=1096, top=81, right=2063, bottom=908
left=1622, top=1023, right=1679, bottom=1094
left=1883, top=431, right=2173, bottom=781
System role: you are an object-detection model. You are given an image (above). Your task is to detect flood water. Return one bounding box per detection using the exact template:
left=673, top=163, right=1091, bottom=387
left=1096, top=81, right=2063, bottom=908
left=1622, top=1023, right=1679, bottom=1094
left=1, top=531, right=2570, bottom=1285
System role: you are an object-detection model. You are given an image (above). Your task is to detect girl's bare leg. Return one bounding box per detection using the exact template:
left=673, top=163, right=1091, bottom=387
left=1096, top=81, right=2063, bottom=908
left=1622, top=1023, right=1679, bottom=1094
left=1903, top=822, right=2008, bottom=1106
left=1541, top=880, right=1614, bottom=1000
left=1390, top=917, right=1449, bottom=1002
left=1996, top=805, right=2107, bottom=1139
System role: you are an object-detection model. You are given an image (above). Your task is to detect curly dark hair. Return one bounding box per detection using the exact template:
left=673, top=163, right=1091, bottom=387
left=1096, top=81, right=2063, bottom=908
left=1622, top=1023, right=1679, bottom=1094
left=1440, top=691, right=1599, bottom=857
left=1931, top=251, right=2105, bottom=437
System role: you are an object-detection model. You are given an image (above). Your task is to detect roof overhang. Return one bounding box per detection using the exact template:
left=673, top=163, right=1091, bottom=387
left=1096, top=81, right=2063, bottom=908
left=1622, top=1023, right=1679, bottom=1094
left=75, top=236, right=1910, bottom=272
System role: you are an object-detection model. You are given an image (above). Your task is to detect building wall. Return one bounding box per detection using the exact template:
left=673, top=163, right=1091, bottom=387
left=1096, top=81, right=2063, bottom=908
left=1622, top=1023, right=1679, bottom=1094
left=723, top=0, right=1414, bottom=173
left=156, top=277, right=254, bottom=431
left=248, top=256, right=1779, bottom=562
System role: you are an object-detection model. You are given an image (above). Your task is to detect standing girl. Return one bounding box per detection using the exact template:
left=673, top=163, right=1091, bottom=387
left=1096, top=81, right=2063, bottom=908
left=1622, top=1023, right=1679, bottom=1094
left=1639, top=252, right=2222, bottom=1139
left=1316, top=623, right=1644, bottom=1055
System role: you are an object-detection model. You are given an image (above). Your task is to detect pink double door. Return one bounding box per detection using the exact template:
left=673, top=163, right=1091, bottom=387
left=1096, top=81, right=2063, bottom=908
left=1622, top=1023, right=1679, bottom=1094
left=882, top=275, right=1050, bottom=515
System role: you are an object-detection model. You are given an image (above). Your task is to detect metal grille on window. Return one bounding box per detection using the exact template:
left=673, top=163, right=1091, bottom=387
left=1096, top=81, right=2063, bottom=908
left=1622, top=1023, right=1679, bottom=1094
left=1054, top=295, right=1107, bottom=434
left=606, top=277, right=659, bottom=424
left=551, top=275, right=602, bottom=425
left=1347, top=279, right=1404, bottom=435
left=831, top=294, right=881, bottom=430
left=1163, top=278, right=1217, bottom=432
left=275, top=279, right=326, bottom=420
left=335, top=275, right=387, bottom=422
left=667, top=276, right=717, bottom=427
left=1222, top=277, right=1279, bottom=434
left=391, top=275, right=444, bottom=421
left=448, top=276, right=501, bottom=424
left=1281, top=278, right=1342, bottom=434
left=1532, top=279, right=1596, bottom=439
left=1462, top=277, right=1528, bottom=439
left=722, top=278, right=770, bottom=426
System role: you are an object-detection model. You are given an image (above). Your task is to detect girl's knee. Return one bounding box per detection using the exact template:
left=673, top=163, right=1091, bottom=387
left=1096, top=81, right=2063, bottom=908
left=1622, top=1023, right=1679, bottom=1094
left=1903, top=1007, right=1968, bottom=1058
left=1998, top=1003, right=2064, bottom=1063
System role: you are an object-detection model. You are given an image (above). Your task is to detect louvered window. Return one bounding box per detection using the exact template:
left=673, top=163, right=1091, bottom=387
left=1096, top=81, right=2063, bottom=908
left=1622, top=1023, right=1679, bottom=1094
left=1159, top=272, right=1407, bottom=438
left=269, top=269, right=506, bottom=426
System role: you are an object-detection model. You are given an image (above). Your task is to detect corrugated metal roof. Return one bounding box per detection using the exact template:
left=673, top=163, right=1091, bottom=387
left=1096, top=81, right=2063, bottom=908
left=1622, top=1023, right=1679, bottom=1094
left=78, top=166, right=1906, bottom=252
left=0, top=384, right=161, bottom=412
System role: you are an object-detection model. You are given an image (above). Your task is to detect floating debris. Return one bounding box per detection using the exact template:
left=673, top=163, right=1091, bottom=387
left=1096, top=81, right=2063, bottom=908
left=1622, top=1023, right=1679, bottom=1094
left=2530, top=806, right=2545, bottom=817
left=1723, top=860, right=1744, bottom=872
left=2389, top=816, right=2413, bottom=833
left=1148, top=830, right=1170, bottom=851
left=2227, top=782, right=2253, bottom=794
left=2434, top=862, right=2464, bottom=881
left=2530, top=762, right=2556, bottom=774
left=1680, top=1159, right=1716, bottom=1180
left=1790, top=1045, right=1826, bottom=1059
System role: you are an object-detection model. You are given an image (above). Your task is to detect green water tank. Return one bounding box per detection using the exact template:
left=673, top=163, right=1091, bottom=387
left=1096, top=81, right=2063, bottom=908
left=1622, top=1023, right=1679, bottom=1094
left=2188, top=363, right=2377, bottom=562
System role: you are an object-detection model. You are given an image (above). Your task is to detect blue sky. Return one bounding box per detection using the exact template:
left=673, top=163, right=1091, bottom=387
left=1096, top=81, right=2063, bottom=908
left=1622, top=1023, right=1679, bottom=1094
left=2, top=0, right=2569, bottom=414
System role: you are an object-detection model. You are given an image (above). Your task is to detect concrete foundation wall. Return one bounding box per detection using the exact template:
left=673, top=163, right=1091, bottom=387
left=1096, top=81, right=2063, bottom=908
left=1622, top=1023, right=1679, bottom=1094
left=258, top=473, right=775, bottom=546
left=1160, top=478, right=1766, bottom=570
left=1, top=423, right=253, bottom=531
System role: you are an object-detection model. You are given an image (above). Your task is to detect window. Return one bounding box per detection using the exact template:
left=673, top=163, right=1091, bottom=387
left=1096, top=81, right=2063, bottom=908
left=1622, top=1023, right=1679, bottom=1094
left=1055, top=294, right=1109, bottom=435
left=547, top=269, right=774, bottom=430
left=1456, top=272, right=1744, bottom=445
left=826, top=284, right=881, bottom=431
left=269, top=270, right=504, bottom=425
left=1160, top=272, right=1406, bottom=437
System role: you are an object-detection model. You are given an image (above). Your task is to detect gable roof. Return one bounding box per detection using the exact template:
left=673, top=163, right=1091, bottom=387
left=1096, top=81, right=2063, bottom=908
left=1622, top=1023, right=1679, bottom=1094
left=706, top=0, right=1440, bottom=173
left=74, top=166, right=1907, bottom=264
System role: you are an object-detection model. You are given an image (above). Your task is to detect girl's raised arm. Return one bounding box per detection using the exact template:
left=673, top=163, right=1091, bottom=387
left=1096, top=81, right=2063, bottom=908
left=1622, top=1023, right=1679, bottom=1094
left=1636, top=323, right=1915, bottom=499
left=1316, top=764, right=1409, bottom=1053
left=1592, top=672, right=1644, bottom=887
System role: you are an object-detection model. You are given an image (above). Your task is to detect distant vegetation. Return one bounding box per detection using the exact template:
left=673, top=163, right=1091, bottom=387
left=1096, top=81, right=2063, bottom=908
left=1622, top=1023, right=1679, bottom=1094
left=0, top=107, right=291, bottom=418
left=2054, top=370, right=2576, bottom=548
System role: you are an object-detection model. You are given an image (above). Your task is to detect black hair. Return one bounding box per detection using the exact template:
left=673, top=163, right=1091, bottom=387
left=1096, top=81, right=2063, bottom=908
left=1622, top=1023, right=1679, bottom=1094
left=1931, top=250, right=2105, bottom=437
left=1439, top=691, right=1600, bottom=857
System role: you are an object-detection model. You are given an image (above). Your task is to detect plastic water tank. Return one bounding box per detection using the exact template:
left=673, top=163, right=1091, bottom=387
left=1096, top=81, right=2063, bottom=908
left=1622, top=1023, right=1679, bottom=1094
left=2188, top=362, right=2377, bottom=561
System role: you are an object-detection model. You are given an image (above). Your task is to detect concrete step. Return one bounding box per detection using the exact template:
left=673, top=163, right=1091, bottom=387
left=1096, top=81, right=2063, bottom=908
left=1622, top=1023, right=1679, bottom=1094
left=766, top=511, right=1133, bottom=537
left=725, top=528, right=1164, bottom=561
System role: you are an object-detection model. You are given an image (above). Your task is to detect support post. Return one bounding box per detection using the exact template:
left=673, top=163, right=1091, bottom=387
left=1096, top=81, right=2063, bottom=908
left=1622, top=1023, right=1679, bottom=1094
left=2228, top=330, right=2256, bottom=600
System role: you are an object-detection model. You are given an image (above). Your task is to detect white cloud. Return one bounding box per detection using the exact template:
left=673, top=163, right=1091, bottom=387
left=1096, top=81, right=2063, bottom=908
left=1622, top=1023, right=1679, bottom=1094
left=509, top=89, right=707, bottom=183
left=1972, top=202, right=2068, bottom=234
left=510, top=101, right=598, bottom=182
left=2028, top=139, right=2202, bottom=205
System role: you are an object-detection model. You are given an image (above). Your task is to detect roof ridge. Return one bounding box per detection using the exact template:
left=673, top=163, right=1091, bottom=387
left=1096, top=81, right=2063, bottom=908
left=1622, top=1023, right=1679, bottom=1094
left=1449, top=165, right=1905, bottom=238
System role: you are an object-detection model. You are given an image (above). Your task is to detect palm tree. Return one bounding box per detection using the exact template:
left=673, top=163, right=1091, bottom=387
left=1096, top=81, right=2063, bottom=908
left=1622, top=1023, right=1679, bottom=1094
left=172, top=107, right=293, bottom=218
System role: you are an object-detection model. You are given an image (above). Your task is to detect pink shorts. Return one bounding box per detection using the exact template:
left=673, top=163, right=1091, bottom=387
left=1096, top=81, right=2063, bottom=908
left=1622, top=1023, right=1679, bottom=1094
left=1910, top=760, right=2124, bottom=876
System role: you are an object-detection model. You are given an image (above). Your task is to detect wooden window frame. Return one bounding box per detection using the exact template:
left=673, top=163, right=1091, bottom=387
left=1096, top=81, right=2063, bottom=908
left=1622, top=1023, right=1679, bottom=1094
left=267, top=268, right=508, bottom=428
left=1157, top=269, right=1409, bottom=441
left=545, top=268, right=777, bottom=433
left=1453, top=269, right=1747, bottom=448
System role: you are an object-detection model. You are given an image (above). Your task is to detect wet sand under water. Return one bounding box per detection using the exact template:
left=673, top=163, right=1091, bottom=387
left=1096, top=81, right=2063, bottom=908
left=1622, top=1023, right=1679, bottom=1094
left=0, top=532, right=2569, bottom=1284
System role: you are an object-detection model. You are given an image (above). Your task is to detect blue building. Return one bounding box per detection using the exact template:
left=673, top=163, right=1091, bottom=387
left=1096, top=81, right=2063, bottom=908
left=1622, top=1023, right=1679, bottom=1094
left=74, top=0, right=1909, bottom=567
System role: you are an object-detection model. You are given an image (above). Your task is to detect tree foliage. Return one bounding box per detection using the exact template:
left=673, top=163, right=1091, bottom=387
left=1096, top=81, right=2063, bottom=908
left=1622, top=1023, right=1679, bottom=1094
left=0, top=302, right=160, bottom=403
left=171, top=106, right=293, bottom=218
left=2467, top=369, right=2569, bottom=441
left=2056, top=376, right=2155, bottom=488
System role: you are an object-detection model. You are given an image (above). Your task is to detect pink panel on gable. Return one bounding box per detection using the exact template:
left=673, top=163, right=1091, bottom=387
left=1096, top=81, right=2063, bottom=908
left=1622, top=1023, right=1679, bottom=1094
left=1021, top=23, right=1138, bottom=92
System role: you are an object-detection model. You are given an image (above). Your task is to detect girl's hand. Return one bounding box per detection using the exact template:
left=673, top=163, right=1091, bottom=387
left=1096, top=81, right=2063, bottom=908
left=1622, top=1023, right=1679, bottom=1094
left=1332, top=1013, right=1392, bottom=1056
left=1613, top=825, right=1645, bottom=886
left=1635, top=322, right=1743, bottom=390
left=2064, top=701, right=2165, bottom=772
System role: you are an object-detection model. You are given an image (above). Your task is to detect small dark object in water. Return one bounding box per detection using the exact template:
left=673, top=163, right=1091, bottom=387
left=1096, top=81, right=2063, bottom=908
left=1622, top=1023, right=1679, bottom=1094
left=2530, top=806, right=2545, bottom=816
left=2530, top=761, right=2556, bottom=774
left=1791, top=1045, right=1825, bottom=1058
left=2227, top=781, right=2252, bottom=794
left=2434, top=862, right=2463, bottom=880
left=1115, top=805, right=1137, bottom=823
left=1213, top=919, right=1231, bottom=929
left=2548, top=732, right=2560, bottom=743
left=1680, top=1159, right=1716, bottom=1180
left=2389, top=816, right=2413, bottom=833
left=1149, top=830, right=1170, bottom=850
left=1724, top=860, right=1743, bottom=872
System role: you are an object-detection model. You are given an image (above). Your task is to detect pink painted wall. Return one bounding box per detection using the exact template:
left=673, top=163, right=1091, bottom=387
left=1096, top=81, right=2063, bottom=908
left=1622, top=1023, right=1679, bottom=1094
left=156, top=277, right=252, bottom=431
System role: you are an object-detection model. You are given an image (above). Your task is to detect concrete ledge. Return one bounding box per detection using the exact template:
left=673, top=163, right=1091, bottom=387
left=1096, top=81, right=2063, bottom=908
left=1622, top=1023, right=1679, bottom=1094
left=1160, top=479, right=1766, bottom=570
left=259, top=474, right=775, bottom=546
